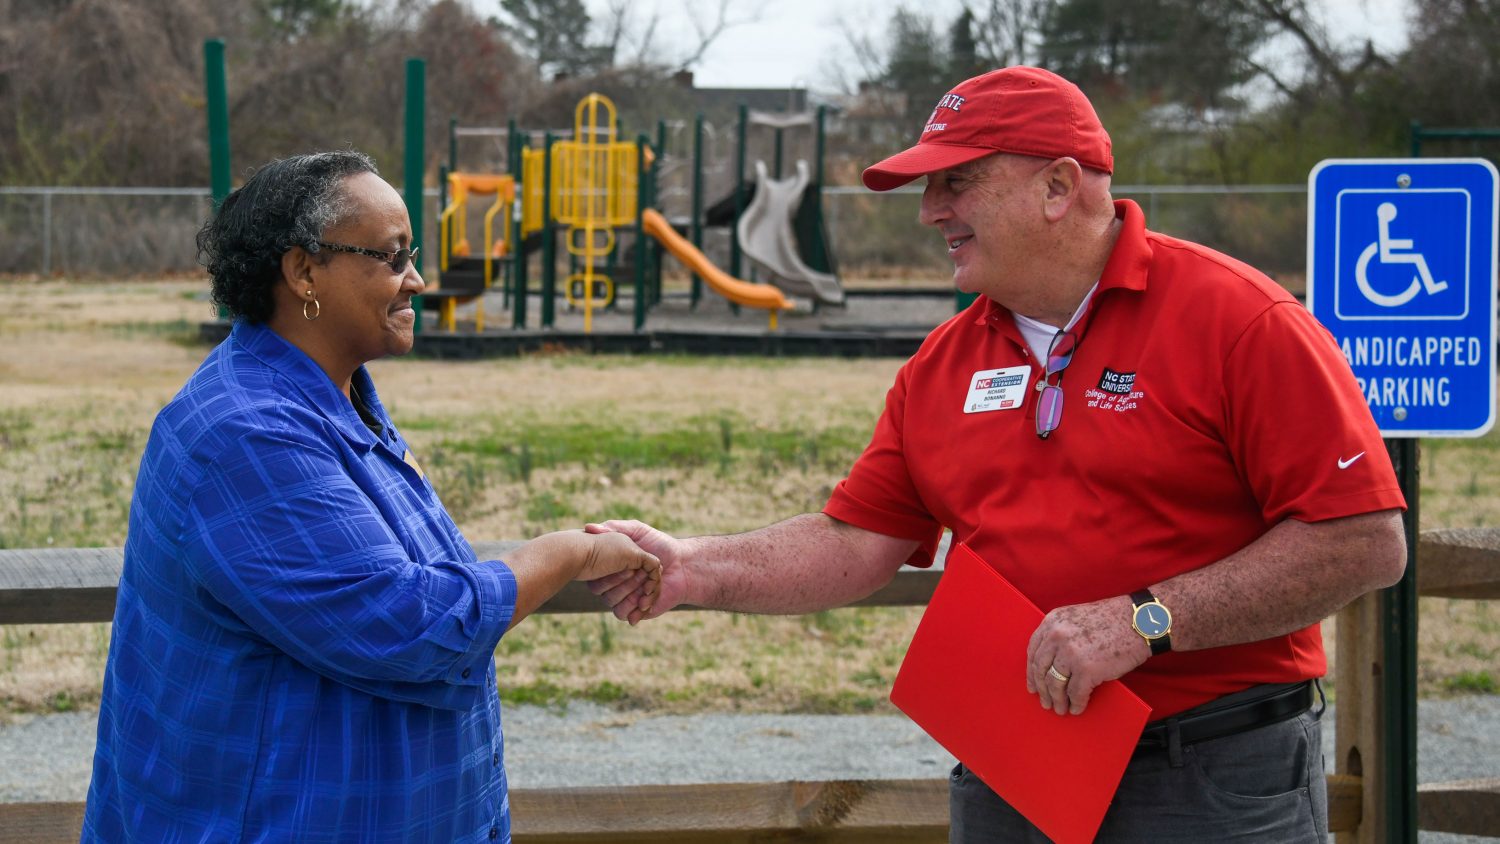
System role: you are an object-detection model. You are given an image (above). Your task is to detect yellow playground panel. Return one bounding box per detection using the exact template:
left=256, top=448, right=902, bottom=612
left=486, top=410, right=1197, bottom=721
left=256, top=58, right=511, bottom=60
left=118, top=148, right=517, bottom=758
left=550, top=93, right=640, bottom=332
left=521, top=147, right=546, bottom=238
left=548, top=91, right=786, bottom=332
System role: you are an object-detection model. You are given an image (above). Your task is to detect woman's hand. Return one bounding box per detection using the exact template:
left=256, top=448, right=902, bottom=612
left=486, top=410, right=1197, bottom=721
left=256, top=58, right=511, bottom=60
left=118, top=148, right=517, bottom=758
left=503, top=530, right=660, bottom=630
left=576, top=530, right=663, bottom=609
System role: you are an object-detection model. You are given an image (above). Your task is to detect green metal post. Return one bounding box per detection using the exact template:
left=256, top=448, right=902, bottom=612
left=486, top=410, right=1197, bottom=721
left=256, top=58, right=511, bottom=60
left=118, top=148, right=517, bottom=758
left=505, top=119, right=519, bottom=310
left=653, top=120, right=667, bottom=306
left=799, top=105, right=836, bottom=276
left=541, top=133, right=556, bottom=328
left=731, top=104, right=748, bottom=279
left=204, top=39, right=232, bottom=319
left=1410, top=121, right=1423, bottom=158
left=633, top=137, right=648, bottom=331
left=690, top=114, right=704, bottom=308
left=1383, top=438, right=1420, bottom=844
left=512, top=133, right=528, bottom=329
left=204, top=40, right=231, bottom=211
left=814, top=105, right=827, bottom=188
left=405, top=58, right=425, bottom=334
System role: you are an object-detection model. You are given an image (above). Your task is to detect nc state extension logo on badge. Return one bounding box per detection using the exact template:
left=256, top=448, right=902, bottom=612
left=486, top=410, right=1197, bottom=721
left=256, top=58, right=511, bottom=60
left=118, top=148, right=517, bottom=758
left=964, top=365, right=1029, bottom=413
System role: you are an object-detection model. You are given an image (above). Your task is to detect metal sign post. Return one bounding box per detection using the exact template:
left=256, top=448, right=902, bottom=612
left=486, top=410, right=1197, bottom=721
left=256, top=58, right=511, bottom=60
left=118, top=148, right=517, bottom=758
left=1308, top=157, right=1499, bottom=843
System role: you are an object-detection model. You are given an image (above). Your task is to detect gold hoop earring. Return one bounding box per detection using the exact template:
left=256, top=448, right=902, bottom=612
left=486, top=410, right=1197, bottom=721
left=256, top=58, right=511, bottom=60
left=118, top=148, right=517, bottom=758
left=303, top=293, right=321, bottom=321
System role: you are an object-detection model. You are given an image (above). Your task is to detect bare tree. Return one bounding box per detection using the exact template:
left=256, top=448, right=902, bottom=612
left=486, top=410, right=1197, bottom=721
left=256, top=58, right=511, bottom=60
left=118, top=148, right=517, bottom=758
left=1391, top=0, right=1500, bottom=127
left=594, top=0, right=761, bottom=72
left=972, top=0, right=1056, bottom=67
left=673, top=0, right=761, bottom=72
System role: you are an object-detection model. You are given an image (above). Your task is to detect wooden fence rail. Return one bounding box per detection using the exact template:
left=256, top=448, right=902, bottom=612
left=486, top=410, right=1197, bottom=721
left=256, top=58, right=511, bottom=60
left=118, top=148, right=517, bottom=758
left=1, top=530, right=1496, bottom=842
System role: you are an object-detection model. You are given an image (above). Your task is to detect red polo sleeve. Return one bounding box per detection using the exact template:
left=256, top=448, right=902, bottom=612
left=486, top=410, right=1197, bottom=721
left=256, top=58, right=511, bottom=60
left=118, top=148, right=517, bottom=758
left=824, top=361, right=946, bottom=565
left=1223, top=301, right=1407, bottom=523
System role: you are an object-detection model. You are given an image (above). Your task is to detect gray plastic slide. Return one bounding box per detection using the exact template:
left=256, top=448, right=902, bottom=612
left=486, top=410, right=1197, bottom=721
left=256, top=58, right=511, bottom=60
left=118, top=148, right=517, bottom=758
left=736, top=160, right=845, bottom=305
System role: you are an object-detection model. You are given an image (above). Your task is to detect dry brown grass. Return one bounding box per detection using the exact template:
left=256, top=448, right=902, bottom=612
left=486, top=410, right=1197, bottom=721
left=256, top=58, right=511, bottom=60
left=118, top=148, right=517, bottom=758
left=0, top=278, right=1495, bottom=723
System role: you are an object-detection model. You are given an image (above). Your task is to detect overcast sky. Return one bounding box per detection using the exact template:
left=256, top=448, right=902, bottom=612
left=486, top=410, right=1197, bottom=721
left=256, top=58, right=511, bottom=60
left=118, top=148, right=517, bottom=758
left=490, top=0, right=1414, bottom=91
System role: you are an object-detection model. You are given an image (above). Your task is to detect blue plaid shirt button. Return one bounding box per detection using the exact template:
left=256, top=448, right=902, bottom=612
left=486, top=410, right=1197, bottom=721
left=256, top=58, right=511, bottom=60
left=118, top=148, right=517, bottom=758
left=492, top=752, right=499, bottom=766
left=462, top=668, right=472, bottom=678
left=489, top=828, right=499, bottom=840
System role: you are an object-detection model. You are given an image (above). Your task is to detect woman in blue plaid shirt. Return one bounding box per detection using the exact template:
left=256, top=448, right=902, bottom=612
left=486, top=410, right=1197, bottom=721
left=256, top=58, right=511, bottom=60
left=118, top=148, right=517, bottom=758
left=81, top=151, right=659, bottom=843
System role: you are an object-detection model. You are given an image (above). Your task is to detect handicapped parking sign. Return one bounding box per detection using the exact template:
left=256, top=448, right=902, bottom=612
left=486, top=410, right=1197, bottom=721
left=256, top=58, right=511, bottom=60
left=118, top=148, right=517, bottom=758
left=1337, top=190, right=1467, bottom=319
left=1309, top=158, right=1498, bottom=436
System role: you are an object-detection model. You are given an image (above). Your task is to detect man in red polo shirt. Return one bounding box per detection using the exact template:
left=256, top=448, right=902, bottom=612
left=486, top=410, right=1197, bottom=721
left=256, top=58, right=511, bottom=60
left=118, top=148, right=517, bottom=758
left=589, top=66, right=1407, bottom=841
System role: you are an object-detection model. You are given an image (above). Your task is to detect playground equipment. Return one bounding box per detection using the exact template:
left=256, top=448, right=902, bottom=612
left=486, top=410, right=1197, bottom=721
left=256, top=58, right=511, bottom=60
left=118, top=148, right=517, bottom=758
left=707, top=107, right=844, bottom=307
left=738, top=160, right=844, bottom=305
left=549, top=94, right=639, bottom=332
left=434, top=94, right=848, bottom=333
left=641, top=209, right=789, bottom=327
left=538, top=92, right=791, bottom=332
left=432, top=171, right=516, bottom=330
left=195, top=38, right=911, bottom=352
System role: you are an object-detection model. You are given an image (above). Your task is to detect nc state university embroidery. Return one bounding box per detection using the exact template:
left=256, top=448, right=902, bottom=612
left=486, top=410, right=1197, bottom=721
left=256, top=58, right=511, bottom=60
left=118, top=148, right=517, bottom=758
left=1085, top=368, right=1144, bottom=414
left=1097, top=368, right=1136, bottom=395
left=924, top=93, right=967, bottom=134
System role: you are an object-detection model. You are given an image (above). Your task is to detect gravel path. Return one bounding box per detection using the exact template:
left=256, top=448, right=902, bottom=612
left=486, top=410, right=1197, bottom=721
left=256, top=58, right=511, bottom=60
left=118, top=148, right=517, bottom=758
left=4, top=695, right=1494, bottom=841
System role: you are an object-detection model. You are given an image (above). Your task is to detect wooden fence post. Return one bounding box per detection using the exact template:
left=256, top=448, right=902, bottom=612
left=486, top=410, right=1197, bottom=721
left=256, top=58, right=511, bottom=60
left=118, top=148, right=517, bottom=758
left=1335, top=592, right=1385, bottom=844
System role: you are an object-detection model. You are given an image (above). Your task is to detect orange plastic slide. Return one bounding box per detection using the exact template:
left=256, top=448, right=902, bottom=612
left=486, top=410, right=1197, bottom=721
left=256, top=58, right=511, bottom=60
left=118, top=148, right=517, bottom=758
left=640, top=209, right=792, bottom=323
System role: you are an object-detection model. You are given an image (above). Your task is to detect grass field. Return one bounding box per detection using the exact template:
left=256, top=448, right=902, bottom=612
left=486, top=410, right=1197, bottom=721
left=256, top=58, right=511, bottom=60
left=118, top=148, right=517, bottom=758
left=1, top=278, right=1496, bottom=721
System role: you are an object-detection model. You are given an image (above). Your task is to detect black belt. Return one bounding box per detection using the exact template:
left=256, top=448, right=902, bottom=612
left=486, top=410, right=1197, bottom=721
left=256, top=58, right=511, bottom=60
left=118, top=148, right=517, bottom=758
left=1137, top=681, right=1315, bottom=753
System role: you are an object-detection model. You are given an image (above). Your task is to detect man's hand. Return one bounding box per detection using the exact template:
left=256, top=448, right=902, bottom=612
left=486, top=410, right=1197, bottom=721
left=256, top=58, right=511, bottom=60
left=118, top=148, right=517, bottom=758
left=1024, top=595, right=1149, bottom=716
left=583, top=520, right=690, bottom=624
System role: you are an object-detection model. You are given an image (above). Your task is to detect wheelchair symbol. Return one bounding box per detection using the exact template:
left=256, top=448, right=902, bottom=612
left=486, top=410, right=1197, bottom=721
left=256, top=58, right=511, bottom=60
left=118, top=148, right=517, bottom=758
left=1354, top=202, right=1449, bottom=307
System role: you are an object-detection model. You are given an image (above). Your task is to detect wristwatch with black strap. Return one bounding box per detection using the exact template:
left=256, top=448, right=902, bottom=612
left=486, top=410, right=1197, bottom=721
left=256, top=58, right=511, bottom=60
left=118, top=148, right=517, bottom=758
left=1130, top=589, right=1173, bottom=655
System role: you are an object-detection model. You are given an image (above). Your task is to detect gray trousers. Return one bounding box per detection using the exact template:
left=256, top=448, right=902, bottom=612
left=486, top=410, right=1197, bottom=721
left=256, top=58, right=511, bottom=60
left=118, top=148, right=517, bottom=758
left=949, top=709, right=1327, bottom=842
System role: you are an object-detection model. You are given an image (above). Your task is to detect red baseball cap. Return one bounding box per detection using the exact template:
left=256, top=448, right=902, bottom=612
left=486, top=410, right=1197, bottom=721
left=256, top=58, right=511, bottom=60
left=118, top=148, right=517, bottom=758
left=862, top=66, right=1113, bottom=192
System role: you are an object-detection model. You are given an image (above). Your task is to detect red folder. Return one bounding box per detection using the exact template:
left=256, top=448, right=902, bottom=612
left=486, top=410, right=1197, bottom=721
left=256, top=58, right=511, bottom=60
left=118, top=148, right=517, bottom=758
left=891, top=542, right=1151, bottom=844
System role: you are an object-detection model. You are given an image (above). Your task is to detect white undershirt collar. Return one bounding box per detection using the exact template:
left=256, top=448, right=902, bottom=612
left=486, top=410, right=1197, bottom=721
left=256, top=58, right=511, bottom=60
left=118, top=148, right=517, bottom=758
left=1011, top=282, right=1100, bottom=361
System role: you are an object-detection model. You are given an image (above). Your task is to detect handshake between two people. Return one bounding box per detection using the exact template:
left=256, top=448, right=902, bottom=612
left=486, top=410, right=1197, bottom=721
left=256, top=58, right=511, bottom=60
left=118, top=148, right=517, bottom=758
left=583, top=520, right=686, bottom=625
left=503, top=522, right=673, bottom=631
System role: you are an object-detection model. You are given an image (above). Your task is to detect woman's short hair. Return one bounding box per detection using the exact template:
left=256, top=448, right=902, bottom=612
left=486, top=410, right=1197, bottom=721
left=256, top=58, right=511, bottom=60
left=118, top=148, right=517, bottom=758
left=198, top=151, right=378, bottom=323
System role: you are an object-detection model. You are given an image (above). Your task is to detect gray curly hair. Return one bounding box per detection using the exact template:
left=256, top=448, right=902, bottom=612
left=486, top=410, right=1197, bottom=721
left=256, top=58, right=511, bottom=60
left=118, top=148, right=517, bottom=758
left=196, top=151, right=378, bottom=323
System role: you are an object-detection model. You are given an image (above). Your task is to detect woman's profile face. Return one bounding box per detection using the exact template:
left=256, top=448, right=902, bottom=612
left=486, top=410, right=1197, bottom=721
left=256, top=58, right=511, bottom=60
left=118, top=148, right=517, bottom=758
left=309, top=172, right=425, bottom=362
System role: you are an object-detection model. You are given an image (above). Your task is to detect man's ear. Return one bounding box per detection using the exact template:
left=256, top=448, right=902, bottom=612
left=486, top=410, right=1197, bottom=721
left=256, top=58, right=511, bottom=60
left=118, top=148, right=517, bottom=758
left=1041, top=157, right=1085, bottom=222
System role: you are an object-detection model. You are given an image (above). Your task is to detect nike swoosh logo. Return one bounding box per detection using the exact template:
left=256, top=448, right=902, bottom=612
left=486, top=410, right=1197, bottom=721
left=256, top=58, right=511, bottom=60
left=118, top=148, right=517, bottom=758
left=1337, top=452, right=1366, bottom=469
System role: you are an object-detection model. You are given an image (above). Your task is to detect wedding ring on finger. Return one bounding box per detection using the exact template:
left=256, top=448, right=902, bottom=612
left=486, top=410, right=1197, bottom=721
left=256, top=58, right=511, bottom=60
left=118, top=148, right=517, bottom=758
left=1047, top=665, right=1070, bottom=683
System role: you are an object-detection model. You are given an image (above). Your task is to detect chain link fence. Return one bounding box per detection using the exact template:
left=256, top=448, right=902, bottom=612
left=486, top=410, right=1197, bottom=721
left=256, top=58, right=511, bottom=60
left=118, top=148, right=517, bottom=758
left=1, top=185, right=1308, bottom=287
left=821, top=184, right=1309, bottom=289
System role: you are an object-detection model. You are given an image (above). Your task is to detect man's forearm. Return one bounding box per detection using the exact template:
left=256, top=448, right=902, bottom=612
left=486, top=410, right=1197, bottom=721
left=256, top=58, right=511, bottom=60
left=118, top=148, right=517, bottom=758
left=1027, top=508, right=1408, bottom=715
left=682, top=513, right=919, bottom=614
left=1155, top=509, right=1407, bottom=652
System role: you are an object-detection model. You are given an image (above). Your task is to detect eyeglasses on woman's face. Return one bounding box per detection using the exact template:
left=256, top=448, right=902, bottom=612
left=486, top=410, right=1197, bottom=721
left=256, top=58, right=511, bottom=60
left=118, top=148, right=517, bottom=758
left=315, top=241, right=419, bottom=274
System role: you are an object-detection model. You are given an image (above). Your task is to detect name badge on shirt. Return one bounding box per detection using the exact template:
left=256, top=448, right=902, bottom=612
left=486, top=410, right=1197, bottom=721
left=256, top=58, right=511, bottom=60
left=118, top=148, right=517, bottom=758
left=403, top=449, right=426, bottom=479
left=963, top=365, right=1031, bottom=414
